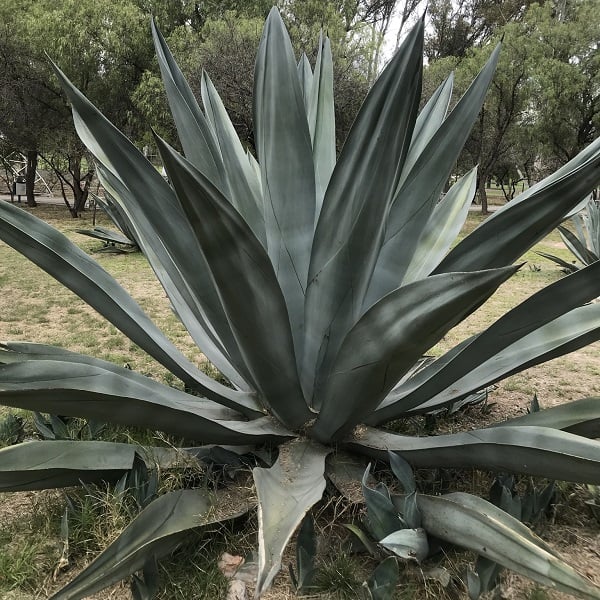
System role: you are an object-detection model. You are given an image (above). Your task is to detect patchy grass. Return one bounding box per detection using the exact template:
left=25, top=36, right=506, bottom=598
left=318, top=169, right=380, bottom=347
left=0, top=204, right=599, bottom=599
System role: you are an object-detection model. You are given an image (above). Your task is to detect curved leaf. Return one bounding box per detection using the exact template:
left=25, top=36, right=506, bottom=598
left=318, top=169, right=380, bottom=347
left=96, top=165, right=253, bottom=395
left=49, top=487, right=252, bottom=600
left=436, top=137, right=600, bottom=273
left=406, top=302, right=600, bottom=415
left=347, top=425, right=600, bottom=484
left=401, top=168, right=477, bottom=284
left=156, top=136, right=312, bottom=430
left=201, top=72, right=266, bottom=246
left=417, top=493, right=600, bottom=599
left=559, top=225, right=598, bottom=265
left=308, top=33, right=336, bottom=215
left=297, top=53, right=313, bottom=111
left=0, top=440, right=135, bottom=492
left=536, top=250, right=579, bottom=273
left=493, top=397, right=600, bottom=438
left=50, top=61, right=255, bottom=401
left=151, top=20, right=226, bottom=188
left=303, top=19, right=424, bottom=404
left=372, top=262, right=600, bottom=423
left=311, top=266, right=517, bottom=442
left=0, top=200, right=255, bottom=411
left=254, top=7, right=316, bottom=355
left=368, top=46, right=500, bottom=304
left=380, top=529, right=429, bottom=563
left=0, top=361, right=293, bottom=445
left=253, top=439, right=329, bottom=596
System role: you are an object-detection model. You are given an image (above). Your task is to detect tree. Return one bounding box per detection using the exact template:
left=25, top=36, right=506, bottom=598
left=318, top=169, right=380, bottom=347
left=527, top=0, right=599, bottom=171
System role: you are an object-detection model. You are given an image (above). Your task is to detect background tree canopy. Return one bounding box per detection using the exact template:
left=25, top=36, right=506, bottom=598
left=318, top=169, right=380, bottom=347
left=0, top=0, right=597, bottom=214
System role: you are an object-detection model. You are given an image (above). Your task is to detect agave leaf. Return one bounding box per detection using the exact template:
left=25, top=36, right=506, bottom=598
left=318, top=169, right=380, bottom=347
left=380, top=528, right=429, bottom=563
left=253, top=439, right=329, bottom=596
left=536, top=250, right=579, bottom=273
left=303, top=19, right=424, bottom=403
left=388, top=452, right=416, bottom=494
left=406, top=302, right=600, bottom=415
left=401, top=168, right=477, bottom=284
left=362, top=465, right=403, bottom=540
left=308, top=33, right=336, bottom=215
left=76, top=227, right=134, bottom=246
left=436, top=137, right=600, bottom=272
left=493, top=396, right=600, bottom=438
left=417, top=493, right=600, bottom=599
left=365, top=556, right=400, bottom=600
left=201, top=72, right=266, bottom=246
left=347, top=425, right=600, bottom=484
left=96, top=165, right=253, bottom=394
left=294, top=514, right=318, bottom=591
left=49, top=487, right=252, bottom=600
left=372, top=261, right=600, bottom=423
left=0, top=361, right=293, bottom=445
left=297, top=53, right=313, bottom=110
left=50, top=63, right=255, bottom=399
left=368, top=46, right=500, bottom=303
left=401, top=73, right=454, bottom=181
left=151, top=20, right=226, bottom=189
left=156, top=136, right=312, bottom=430
left=0, top=440, right=136, bottom=491
left=559, top=225, right=598, bottom=265
left=0, top=200, right=256, bottom=411
left=311, top=266, right=517, bottom=442
left=254, top=7, right=316, bottom=355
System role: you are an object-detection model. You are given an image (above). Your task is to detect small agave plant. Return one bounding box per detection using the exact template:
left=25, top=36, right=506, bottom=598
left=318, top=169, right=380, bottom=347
left=539, top=195, right=600, bottom=272
left=1, top=7, right=600, bottom=599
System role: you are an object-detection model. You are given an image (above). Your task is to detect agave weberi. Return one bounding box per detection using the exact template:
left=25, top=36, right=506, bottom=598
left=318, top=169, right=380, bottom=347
left=1, top=8, right=600, bottom=598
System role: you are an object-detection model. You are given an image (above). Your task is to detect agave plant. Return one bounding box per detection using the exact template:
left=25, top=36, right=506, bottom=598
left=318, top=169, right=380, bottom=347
left=538, top=195, right=600, bottom=272
left=1, top=8, right=600, bottom=599
left=76, top=191, right=139, bottom=253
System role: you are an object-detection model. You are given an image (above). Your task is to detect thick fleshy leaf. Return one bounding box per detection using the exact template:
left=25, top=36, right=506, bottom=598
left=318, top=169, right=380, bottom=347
left=293, top=514, right=318, bottom=591
left=307, top=33, right=336, bottom=215
left=372, top=261, right=600, bottom=423
left=76, top=227, right=134, bottom=246
left=0, top=440, right=135, bottom=491
left=436, top=137, right=600, bottom=273
left=536, top=250, right=579, bottom=273
left=0, top=200, right=255, bottom=411
left=156, top=136, right=312, bottom=430
left=311, top=266, right=517, bottom=442
left=559, top=225, right=598, bottom=265
left=0, top=361, right=292, bottom=445
left=366, top=556, right=400, bottom=600
left=253, top=439, right=329, bottom=596
left=417, top=493, right=600, bottom=599
left=380, top=529, right=429, bottom=563
left=400, top=73, right=454, bottom=182
left=95, top=165, right=253, bottom=394
left=297, top=53, right=313, bottom=111
left=404, top=302, right=600, bottom=415
left=49, top=487, right=252, bottom=600
left=346, top=425, right=600, bottom=484
left=254, top=7, right=316, bottom=355
left=367, top=46, right=500, bottom=303
left=303, top=19, right=424, bottom=403
left=362, top=465, right=403, bottom=540
left=493, top=397, right=600, bottom=438
left=51, top=62, right=254, bottom=398
left=401, top=168, right=477, bottom=284
left=151, top=20, right=226, bottom=188
left=201, top=72, right=266, bottom=246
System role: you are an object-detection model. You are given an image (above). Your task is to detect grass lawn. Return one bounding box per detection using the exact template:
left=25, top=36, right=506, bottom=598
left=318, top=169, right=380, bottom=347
left=0, top=202, right=598, bottom=599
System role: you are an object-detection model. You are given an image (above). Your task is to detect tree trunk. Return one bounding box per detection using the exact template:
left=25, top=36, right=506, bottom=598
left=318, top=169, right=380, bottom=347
left=26, top=150, right=38, bottom=207
left=477, top=177, right=488, bottom=214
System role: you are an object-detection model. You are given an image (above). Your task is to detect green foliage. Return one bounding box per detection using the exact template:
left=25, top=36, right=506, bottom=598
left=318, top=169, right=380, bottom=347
left=0, top=7, right=600, bottom=599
